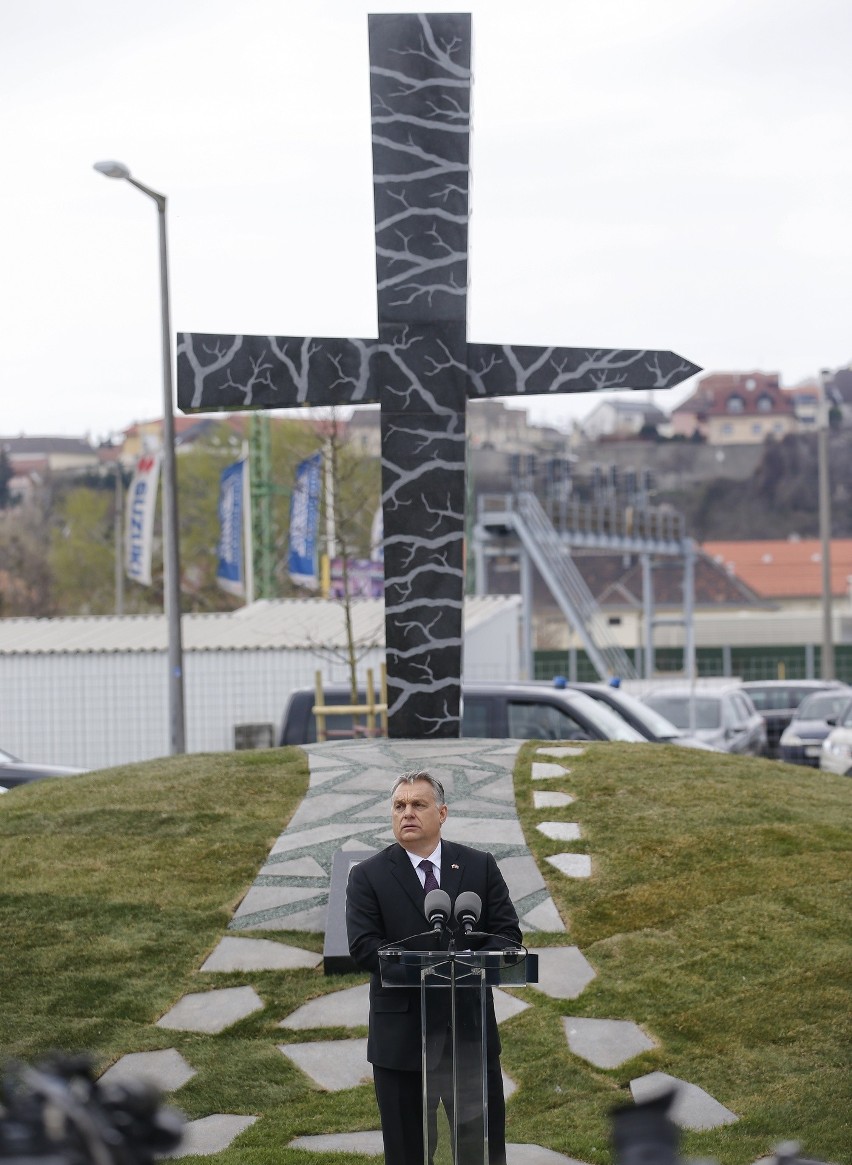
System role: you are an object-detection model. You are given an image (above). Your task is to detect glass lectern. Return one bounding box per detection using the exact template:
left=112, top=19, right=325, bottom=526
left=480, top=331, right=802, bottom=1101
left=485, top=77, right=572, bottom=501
left=378, top=942, right=538, bottom=1165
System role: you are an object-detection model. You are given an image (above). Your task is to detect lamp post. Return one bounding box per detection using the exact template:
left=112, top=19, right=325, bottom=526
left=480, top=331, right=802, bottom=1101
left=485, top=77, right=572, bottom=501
left=818, top=369, right=834, bottom=680
left=94, top=160, right=186, bottom=753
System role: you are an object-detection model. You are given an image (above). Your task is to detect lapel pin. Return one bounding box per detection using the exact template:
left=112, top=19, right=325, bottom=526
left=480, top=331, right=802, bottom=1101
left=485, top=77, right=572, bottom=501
left=452, top=864, right=460, bottom=870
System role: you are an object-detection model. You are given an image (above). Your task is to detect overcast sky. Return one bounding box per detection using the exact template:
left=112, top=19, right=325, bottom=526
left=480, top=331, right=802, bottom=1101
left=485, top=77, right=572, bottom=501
left=2, top=0, right=850, bottom=442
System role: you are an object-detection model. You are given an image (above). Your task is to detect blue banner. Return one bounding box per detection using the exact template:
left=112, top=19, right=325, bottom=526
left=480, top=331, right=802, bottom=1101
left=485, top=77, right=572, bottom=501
left=217, top=460, right=246, bottom=597
left=288, top=451, right=322, bottom=589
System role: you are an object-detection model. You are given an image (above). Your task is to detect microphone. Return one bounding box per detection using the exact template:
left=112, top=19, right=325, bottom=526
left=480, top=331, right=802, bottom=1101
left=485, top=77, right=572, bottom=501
left=424, top=889, right=452, bottom=931
left=454, top=891, right=482, bottom=934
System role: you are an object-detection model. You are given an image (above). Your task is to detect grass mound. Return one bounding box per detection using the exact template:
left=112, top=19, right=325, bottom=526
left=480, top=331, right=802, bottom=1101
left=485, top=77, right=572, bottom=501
left=1, top=743, right=849, bottom=1165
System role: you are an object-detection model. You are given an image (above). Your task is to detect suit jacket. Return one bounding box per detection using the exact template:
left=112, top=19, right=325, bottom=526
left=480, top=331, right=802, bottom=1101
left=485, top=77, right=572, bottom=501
left=346, top=839, right=522, bottom=1071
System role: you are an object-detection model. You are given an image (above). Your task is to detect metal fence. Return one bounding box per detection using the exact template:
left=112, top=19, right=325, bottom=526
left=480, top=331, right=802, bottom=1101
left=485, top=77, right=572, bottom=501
left=534, top=644, right=852, bottom=684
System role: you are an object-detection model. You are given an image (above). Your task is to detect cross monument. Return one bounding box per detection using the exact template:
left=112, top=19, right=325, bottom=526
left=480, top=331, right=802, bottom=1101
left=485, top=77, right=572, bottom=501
left=177, top=12, right=700, bottom=739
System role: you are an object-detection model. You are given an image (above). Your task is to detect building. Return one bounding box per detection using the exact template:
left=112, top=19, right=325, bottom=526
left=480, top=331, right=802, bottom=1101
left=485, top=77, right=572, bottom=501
left=0, top=595, right=521, bottom=770
left=581, top=399, right=667, bottom=441
left=670, top=372, right=797, bottom=445
left=702, top=538, right=852, bottom=608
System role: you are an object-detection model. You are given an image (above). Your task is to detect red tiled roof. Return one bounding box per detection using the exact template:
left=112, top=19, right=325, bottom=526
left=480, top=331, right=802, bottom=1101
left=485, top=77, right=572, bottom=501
left=702, top=539, right=852, bottom=599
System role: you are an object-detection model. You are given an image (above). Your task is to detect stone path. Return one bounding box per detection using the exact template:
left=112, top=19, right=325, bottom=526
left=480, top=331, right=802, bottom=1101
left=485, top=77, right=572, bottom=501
left=104, top=738, right=740, bottom=1159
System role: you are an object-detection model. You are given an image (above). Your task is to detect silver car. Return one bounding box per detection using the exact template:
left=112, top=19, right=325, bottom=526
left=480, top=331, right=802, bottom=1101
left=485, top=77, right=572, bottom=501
left=642, top=685, right=768, bottom=756
left=819, top=697, right=852, bottom=777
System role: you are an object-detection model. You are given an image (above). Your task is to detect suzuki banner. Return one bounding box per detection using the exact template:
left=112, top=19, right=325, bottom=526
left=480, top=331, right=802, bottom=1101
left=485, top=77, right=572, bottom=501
left=288, top=451, right=322, bottom=589
left=125, top=452, right=161, bottom=587
left=217, top=459, right=248, bottom=597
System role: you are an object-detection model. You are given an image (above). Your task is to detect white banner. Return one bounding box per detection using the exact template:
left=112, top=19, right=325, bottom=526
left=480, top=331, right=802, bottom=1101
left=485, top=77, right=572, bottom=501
left=125, top=452, right=161, bottom=586
left=216, top=459, right=247, bottom=598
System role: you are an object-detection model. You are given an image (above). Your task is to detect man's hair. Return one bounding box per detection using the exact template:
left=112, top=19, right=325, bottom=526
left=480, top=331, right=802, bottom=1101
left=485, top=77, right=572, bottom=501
left=390, top=770, right=446, bottom=807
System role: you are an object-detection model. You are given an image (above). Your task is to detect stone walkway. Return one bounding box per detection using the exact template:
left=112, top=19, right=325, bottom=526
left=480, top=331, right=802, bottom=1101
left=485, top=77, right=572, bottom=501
left=103, top=738, right=738, bottom=1160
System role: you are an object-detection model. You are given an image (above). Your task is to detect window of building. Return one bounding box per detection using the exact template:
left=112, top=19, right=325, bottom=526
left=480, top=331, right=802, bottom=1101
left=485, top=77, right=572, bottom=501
left=756, top=394, right=774, bottom=413
left=727, top=395, right=745, bottom=413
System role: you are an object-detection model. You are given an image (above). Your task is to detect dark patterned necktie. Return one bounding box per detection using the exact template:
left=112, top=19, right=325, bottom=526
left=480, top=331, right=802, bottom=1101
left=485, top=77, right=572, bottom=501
left=419, top=859, right=439, bottom=894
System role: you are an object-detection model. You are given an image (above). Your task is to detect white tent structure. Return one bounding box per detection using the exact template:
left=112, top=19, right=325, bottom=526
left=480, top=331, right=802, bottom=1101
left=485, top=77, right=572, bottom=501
left=0, top=596, right=521, bottom=770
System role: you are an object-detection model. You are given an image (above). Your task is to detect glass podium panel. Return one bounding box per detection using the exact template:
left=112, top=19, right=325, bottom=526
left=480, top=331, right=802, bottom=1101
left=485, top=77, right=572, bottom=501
left=379, top=946, right=537, bottom=1165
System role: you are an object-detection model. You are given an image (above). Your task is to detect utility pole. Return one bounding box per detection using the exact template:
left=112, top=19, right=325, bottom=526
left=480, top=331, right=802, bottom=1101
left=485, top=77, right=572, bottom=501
left=818, top=369, right=834, bottom=679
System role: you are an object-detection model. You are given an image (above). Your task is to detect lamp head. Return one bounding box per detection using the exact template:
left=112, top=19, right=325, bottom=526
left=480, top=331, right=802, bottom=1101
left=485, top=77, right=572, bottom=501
left=93, top=160, right=131, bottom=179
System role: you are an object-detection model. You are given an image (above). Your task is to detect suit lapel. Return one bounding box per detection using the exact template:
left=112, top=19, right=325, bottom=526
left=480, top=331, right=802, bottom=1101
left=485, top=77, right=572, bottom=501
left=388, top=843, right=426, bottom=912
left=439, top=840, right=465, bottom=905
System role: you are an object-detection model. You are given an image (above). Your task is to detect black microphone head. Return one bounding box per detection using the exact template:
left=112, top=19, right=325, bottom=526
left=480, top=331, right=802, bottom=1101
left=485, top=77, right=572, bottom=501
left=424, top=888, right=452, bottom=927
left=454, top=891, right=482, bottom=927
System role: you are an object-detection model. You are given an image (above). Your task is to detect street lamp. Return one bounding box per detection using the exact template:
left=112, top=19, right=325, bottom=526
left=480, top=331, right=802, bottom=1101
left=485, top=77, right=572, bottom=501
left=94, top=160, right=186, bottom=753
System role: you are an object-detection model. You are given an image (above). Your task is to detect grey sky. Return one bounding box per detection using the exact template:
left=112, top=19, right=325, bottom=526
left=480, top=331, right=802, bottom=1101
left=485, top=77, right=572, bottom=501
left=2, top=0, right=849, bottom=440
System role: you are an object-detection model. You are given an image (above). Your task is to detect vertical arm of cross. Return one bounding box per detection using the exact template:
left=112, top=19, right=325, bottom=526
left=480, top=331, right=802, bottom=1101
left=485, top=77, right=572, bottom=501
left=369, top=13, right=472, bottom=738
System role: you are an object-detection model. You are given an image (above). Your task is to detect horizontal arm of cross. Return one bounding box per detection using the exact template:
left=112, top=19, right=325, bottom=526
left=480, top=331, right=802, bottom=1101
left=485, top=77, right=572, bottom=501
left=177, top=332, right=383, bottom=413
left=178, top=332, right=700, bottom=414
left=463, top=343, right=701, bottom=397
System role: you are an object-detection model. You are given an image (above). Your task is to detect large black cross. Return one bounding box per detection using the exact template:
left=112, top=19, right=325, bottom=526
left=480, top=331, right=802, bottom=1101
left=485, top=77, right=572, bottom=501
left=177, top=12, right=699, bottom=739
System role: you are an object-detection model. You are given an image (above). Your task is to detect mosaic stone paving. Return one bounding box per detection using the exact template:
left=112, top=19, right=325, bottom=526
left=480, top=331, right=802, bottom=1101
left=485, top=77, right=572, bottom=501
left=229, top=739, right=564, bottom=934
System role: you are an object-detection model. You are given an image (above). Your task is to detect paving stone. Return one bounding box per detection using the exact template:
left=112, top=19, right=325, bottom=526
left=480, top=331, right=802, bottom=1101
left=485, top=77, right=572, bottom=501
left=99, top=1048, right=196, bottom=1091
left=507, top=1146, right=591, bottom=1164
left=533, top=792, right=575, bottom=808
left=536, top=822, right=581, bottom=841
left=531, top=762, right=567, bottom=781
left=630, top=1071, right=739, bottom=1130
left=546, top=854, right=592, bottom=879
left=536, top=747, right=585, bottom=758
left=278, top=1038, right=372, bottom=1091
left=232, top=885, right=326, bottom=917
left=200, top=936, right=322, bottom=972
left=257, top=855, right=327, bottom=878
left=289, top=1131, right=384, bottom=1155
left=166, top=1114, right=258, bottom=1157
left=255, top=901, right=329, bottom=932
left=451, top=797, right=515, bottom=815
left=340, top=837, right=379, bottom=852
left=521, top=899, right=566, bottom=933
left=303, top=766, right=350, bottom=786
left=437, top=817, right=525, bottom=844
left=499, top=855, right=547, bottom=900
left=493, top=986, right=532, bottom=1024
left=335, top=769, right=400, bottom=792
left=476, top=774, right=516, bottom=801
left=288, top=792, right=376, bottom=828
left=528, top=948, right=596, bottom=999
left=563, top=1017, right=655, bottom=1068
left=279, top=983, right=370, bottom=1029
left=269, top=822, right=377, bottom=856
left=156, top=986, right=264, bottom=1033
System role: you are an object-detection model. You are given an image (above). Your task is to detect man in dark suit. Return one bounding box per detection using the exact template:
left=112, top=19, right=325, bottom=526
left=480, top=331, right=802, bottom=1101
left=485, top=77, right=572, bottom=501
left=346, top=769, right=522, bottom=1165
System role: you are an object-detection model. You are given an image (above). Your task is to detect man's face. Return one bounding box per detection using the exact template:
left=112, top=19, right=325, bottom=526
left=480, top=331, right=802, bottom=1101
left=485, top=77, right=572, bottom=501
left=391, top=779, right=448, bottom=855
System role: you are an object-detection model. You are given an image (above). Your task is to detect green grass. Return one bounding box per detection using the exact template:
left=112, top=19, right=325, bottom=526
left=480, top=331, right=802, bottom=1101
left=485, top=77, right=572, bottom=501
left=1, top=743, right=849, bottom=1165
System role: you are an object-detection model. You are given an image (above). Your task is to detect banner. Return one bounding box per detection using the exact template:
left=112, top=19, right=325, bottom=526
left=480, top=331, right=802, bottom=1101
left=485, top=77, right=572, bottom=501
left=288, top=451, right=322, bottom=589
left=370, top=504, right=384, bottom=562
left=329, top=558, right=384, bottom=600
left=217, top=459, right=247, bottom=597
left=125, top=452, right=161, bottom=586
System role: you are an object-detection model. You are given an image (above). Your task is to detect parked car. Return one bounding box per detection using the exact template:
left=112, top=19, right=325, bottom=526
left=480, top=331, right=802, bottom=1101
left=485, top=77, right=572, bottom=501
left=819, top=697, right=852, bottom=777
left=0, top=746, right=86, bottom=792
left=740, top=680, right=847, bottom=758
left=278, top=681, right=650, bottom=746
left=641, top=685, right=767, bottom=756
left=556, top=681, right=719, bottom=750
left=778, top=688, right=852, bottom=767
